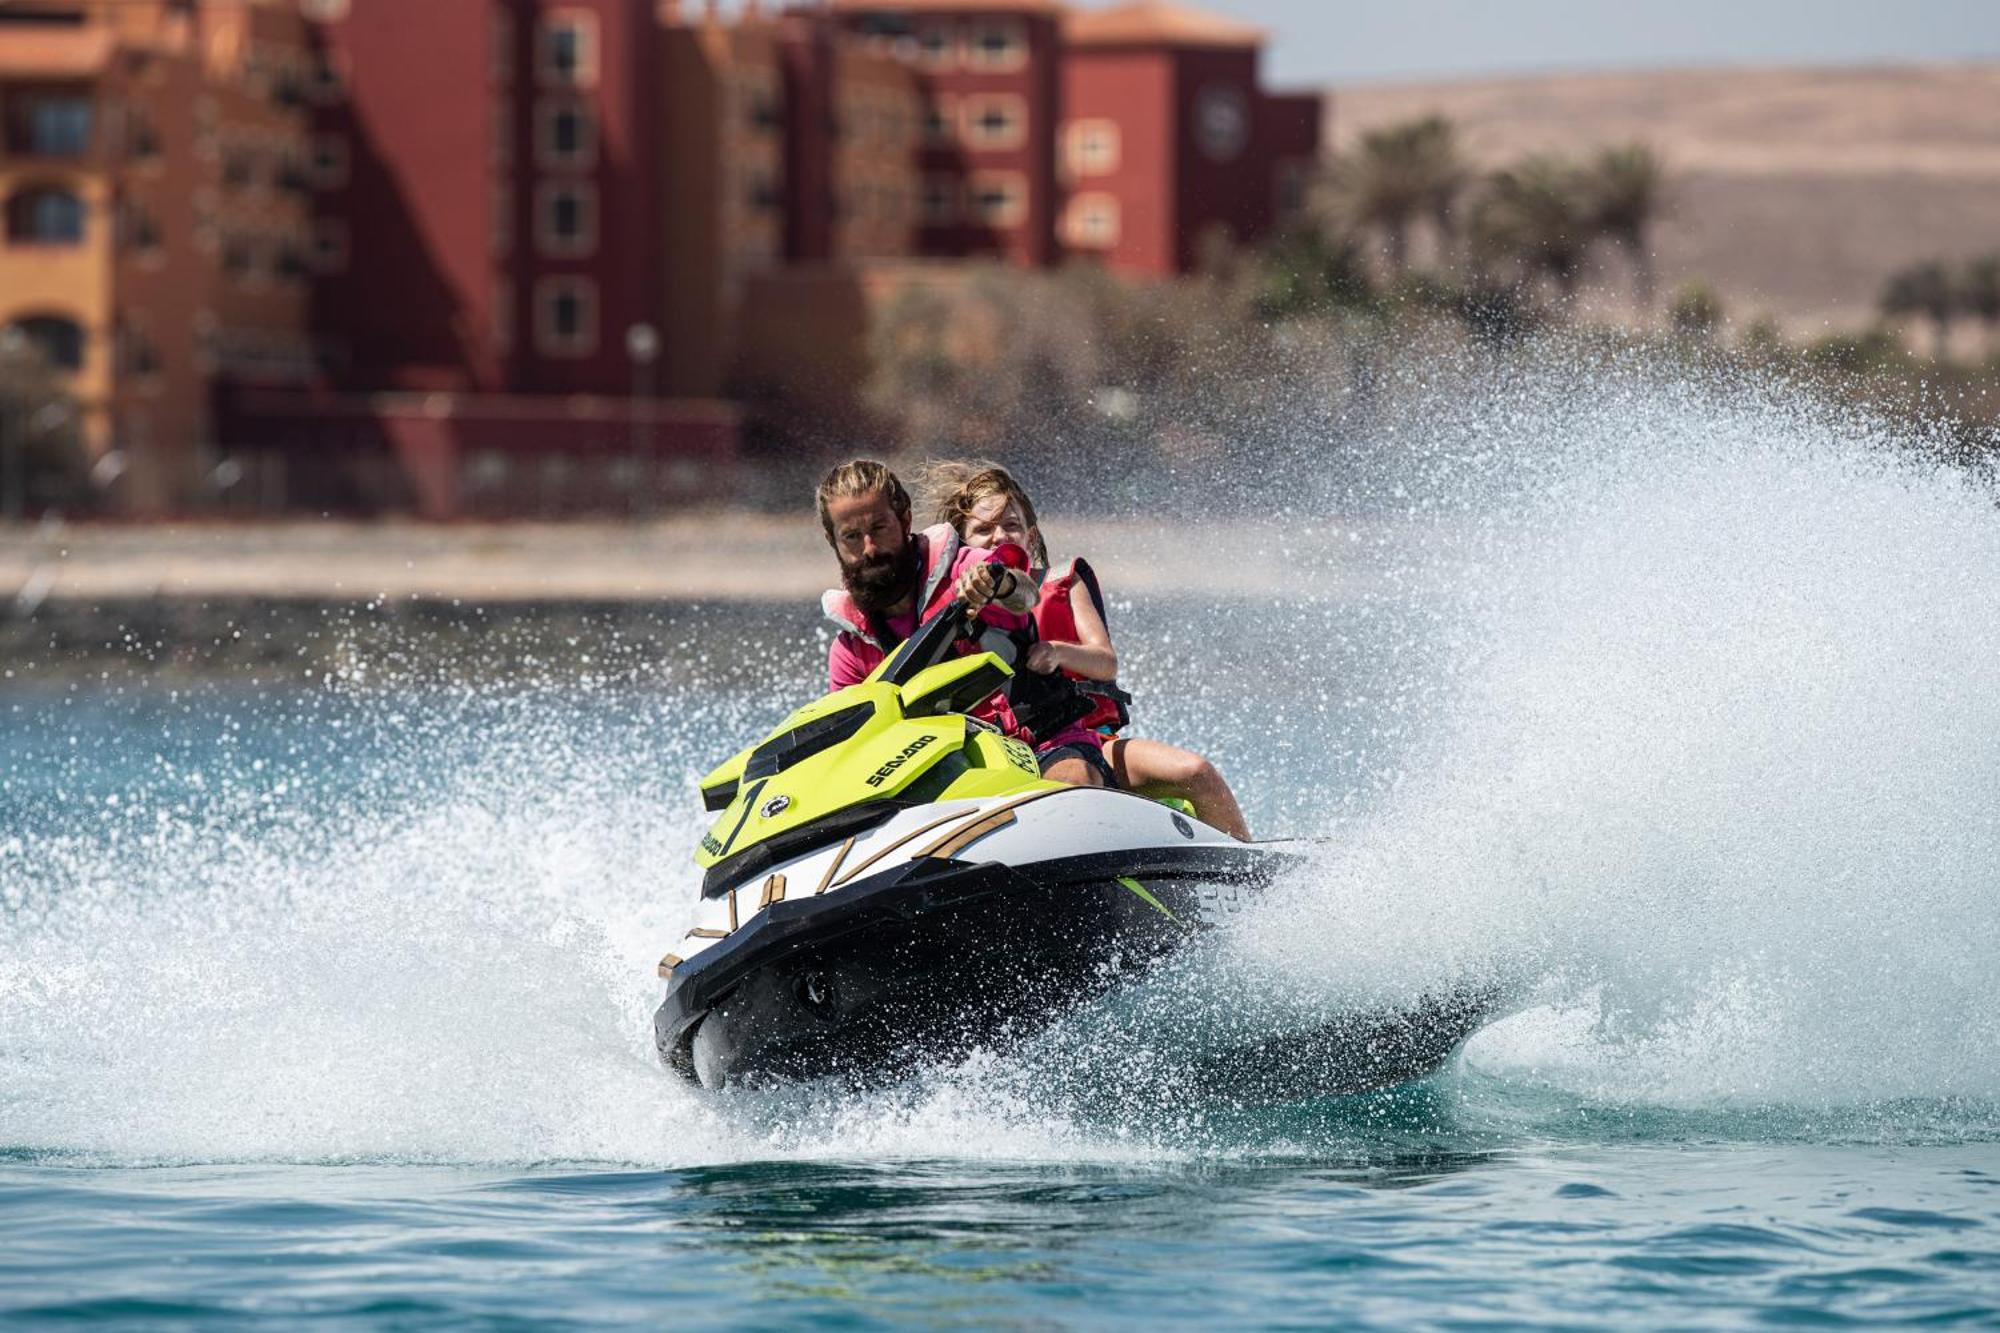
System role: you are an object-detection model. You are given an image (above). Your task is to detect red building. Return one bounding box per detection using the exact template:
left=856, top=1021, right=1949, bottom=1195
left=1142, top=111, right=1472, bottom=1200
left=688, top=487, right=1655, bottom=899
left=0, top=1, right=1326, bottom=518
left=826, top=0, right=1320, bottom=277
left=225, top=0, right=736, bottom=517
left=1060, top=1, right=1320, bottom=276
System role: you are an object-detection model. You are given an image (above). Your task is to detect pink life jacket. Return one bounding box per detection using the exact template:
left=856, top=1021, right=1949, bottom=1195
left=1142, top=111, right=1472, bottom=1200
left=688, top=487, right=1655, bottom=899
left=1033, top=556, right=1131, bottom=734
left=822, top=524, right=1031, bottom=739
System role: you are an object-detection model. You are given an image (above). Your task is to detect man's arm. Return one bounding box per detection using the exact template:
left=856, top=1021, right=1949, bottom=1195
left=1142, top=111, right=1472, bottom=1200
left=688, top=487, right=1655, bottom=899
left=828, top=632, right=877, bottom=692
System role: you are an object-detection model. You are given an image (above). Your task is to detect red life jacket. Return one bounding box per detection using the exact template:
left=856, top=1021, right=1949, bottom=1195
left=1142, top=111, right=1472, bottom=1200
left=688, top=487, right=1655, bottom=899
left=1032, top=556, right=1131, bottom=734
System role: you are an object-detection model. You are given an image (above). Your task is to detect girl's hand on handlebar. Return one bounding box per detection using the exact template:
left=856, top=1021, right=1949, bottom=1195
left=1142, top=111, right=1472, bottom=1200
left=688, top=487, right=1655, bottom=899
left=956, top=562, right=1006, bottom=611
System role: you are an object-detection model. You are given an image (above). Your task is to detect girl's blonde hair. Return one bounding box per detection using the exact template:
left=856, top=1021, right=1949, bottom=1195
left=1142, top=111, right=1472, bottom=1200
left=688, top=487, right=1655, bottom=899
left=919, top=460, right=1049, bottom=567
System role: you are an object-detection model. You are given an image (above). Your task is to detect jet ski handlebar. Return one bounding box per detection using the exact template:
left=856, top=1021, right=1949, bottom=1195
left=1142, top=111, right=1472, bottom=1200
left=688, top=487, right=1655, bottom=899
left=879, top=546, right=1034, bottom=689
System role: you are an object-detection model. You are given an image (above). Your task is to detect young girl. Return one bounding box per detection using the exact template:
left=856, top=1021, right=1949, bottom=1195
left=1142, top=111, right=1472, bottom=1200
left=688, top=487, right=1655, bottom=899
left=923, top=462, right=1252, bottom=841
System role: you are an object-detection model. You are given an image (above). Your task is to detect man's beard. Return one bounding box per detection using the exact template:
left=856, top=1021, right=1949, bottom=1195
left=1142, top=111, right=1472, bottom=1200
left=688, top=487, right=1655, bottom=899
left=841, top=543, right=919, bottom=617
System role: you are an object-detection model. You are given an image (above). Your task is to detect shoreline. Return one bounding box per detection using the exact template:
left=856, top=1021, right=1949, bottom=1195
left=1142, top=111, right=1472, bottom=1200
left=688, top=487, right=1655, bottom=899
left=0, top=513, right=1433, bottom=608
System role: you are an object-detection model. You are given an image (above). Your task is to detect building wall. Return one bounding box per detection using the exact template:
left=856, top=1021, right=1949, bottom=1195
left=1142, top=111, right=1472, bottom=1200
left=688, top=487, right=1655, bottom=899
left=1057, top=48, right=1175, bottom=274
left=1059, top=39, right=1322, bottom=276
left=1166, top=45, right=1268, bottom=270
left=660, top=13, right=786, bottom=399
left=306, top=0, right=503, bottom=390
left=835, top=3, right=1063, bottom=267
left=830, top=40, right=921, bottom=260
left=505, top=0, right=663, bottom=398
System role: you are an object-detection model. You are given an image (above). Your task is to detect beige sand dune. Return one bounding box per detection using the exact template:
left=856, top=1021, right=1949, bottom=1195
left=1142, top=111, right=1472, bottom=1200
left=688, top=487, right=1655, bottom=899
left=1331, top=64, right=2000, bottom=334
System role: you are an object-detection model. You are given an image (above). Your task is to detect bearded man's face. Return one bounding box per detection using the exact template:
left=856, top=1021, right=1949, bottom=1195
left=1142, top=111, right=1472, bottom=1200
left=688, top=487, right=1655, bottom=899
left=826, top=490, right=916, bottom=616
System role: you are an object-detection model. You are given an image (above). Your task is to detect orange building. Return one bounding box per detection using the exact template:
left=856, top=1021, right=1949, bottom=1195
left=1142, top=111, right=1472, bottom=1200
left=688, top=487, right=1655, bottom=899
left=0, top=0, right=315, bottom=511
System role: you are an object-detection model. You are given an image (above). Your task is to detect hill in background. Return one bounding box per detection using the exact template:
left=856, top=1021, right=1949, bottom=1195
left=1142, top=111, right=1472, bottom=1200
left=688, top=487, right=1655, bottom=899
left=1330, top=64, right=2000, bottom=336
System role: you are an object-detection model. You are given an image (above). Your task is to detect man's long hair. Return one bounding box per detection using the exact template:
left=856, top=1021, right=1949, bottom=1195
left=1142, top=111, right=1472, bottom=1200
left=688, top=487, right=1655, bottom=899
left=815, top=459, right=910, bottom=545
left=819, top=459, right=919, bottom=618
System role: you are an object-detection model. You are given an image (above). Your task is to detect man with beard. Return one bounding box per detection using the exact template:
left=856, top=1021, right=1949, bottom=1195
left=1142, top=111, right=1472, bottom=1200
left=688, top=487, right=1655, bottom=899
left=815, top=459, right=1094, bottom=774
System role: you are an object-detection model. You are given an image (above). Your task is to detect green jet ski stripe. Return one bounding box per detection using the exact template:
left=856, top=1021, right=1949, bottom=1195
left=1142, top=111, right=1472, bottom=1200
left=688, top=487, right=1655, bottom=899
left=1118, top=876, right=1180, bottom=924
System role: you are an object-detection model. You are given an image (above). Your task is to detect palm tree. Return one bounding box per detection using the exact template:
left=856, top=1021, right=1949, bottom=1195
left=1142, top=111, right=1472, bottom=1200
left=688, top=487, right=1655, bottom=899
left=1318, top=115, right=1466, bottom=276
left=1472, top=156, right=1598, bottom=303
left=1880, top=261, right=1956, bottom=358
left=1585, top=144, right=1665, bottom=313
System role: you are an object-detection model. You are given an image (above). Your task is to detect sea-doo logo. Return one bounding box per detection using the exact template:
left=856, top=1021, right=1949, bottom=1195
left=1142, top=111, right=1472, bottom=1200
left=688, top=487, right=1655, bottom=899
left=865, top=734, right=937, bottom=787
left=699, top=832, right=725, bottom=857
left=758, top=794, right=791, bottom=819
left=1171, top=813, right=1195, bottom=839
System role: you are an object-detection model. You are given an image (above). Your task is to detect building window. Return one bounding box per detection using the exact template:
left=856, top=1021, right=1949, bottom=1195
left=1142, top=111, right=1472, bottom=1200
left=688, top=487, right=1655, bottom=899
left=8, top=315, right=85, bottom=372
left=535, top=181, right=596, bottom=256
left=16, top=97, right=93, bottom=157
left=535, top=276, right=596, bottom=357
left=117, top=321, right=161, bottom=378
left=913, top=19, right=955, bottom=70
left=306, top=133, right=348, bottom=188
left=127, top=108, right=161, bottom=160
left=5, top=185, right=86, bottom=243
left=309, top=218, right=348, bottom=271
left=221, top=234, right=258, bottom=281
left=744, top=81, right=781, bottom=133
left=920, top=96, right=957, bottom=147
left=745, top=168, right=781, bottom=213
left=535, top=97, right=595, bottom=169
left=1067, top=119, right=1119, bottom=176
left=966, top=173, right=1025, bottom=228
left=919, top=175, right=957, bottom=226
left=538, top=10, right=598, bottom=89
left=307, top=50, right=345, bottom=103
left=966, top=19, right=1026, bottom=71
left=222, top=144, right=257, bottom=187
left=1063, top=192, right=1119, bottom=248
left=117, top=200, right=161, bottom=253
left=962, top=95, right=1025, bottom=150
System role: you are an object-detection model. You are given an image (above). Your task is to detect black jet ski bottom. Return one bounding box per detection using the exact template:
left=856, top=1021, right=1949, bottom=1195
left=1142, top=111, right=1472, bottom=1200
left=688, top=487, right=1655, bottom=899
left=657, top=848, right=1264, bottom=1089
left=655, top=849, right=1492, bottom=1095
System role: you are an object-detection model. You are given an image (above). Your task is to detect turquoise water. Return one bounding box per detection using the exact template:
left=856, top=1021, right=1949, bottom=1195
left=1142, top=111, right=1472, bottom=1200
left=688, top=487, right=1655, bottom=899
left=6, top=369, right=2000, bottom=1326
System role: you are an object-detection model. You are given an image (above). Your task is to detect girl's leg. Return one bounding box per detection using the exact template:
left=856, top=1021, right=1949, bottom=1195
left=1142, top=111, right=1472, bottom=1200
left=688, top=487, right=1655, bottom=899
left=1041, top=754, right=1105, bottom=787
left=1103, top=737, right=1251, bottom=841
left=1037, top=740, right=1109, bottom=788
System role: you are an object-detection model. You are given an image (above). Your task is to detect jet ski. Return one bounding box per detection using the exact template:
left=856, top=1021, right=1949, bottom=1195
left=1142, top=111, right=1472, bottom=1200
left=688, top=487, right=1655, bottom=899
left=654, top=579, right=1494, bottom=1093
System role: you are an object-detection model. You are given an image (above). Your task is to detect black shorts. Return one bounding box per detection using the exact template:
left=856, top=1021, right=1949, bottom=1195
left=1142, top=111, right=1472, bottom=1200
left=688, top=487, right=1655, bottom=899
left=1037, top=740, right=1116, bottom=787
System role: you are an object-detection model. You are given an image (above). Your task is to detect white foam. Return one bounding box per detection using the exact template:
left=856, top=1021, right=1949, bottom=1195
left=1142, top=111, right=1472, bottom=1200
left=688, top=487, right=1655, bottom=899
left=4, top=352, right=1997, bottom=1163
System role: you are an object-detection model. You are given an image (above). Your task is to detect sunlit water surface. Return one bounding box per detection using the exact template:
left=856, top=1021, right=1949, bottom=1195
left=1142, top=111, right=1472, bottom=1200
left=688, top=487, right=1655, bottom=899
left=4, top=363, right=2000, bottom=1327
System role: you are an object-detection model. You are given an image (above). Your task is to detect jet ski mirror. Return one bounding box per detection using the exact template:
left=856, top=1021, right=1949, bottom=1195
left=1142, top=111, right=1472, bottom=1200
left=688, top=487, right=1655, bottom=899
left=901, top=652, right=1014, bottom=721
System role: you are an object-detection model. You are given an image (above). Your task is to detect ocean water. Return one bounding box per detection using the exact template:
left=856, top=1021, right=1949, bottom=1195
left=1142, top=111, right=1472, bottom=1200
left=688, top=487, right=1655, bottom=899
left=4, top=361, right=2000, bottom=1327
